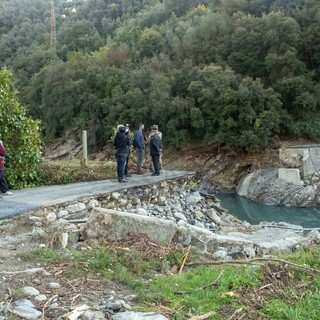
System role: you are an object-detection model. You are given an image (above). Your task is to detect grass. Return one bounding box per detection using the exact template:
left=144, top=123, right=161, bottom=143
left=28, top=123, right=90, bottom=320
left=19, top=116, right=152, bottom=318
left=0, top=219, right=10, bottom=226
left=138, top=265, right=261, bottom=319
left=261, top=289, right=320, bottom=320
left=18, top=239, right=320, bottom=320
left=18, top=236, right=186, bottom=283
left=37, top=159, right=116, bottom=185
left=11, top=288, right=28, bottom=300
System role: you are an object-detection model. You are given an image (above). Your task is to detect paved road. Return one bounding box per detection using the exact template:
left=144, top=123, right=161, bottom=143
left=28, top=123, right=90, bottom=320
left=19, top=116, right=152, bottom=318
left=0, top=170, right=194, bottom=219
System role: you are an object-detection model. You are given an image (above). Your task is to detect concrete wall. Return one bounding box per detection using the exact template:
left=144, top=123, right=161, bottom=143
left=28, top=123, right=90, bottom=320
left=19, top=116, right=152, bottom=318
left=279, top=146, right=320, bottom=177
left=302, top=148, right=320, bottom=176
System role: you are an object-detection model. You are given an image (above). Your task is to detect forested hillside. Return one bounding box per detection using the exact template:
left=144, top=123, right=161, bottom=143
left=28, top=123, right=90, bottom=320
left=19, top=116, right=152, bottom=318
left=1, top=0, right=320, bottom=152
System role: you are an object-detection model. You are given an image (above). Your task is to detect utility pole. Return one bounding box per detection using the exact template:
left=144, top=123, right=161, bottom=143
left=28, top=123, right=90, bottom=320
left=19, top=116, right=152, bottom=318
left=50, top=0, right=57, bottom=48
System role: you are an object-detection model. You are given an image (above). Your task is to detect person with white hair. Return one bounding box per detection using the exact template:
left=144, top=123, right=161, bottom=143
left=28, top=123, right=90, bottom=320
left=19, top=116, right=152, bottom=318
left=113, top=125, right=130, bottom=183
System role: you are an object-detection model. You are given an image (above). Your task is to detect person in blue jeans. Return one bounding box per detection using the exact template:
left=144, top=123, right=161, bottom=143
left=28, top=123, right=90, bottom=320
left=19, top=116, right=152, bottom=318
left=113, top=125, right=130, bottom=183
left=133, top=123, right=145, bottom=174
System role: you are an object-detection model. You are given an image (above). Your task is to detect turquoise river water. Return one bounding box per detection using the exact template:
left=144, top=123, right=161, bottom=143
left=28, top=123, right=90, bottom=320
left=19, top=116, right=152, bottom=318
left=217, top=193, right=320, bottom=229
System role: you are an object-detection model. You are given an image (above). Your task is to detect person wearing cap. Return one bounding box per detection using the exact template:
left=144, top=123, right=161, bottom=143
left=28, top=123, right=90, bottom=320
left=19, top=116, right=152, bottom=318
left=148, top=125, right=162, bottom=172
left=133, top=123, right=145, bottom=174
left=113, top=125, right=130, bottom=183
left=0, top=139, right=13, bottom=196
left=124, top=124, right=132, bottom=177
left=149, top=125, right=162, bottom=176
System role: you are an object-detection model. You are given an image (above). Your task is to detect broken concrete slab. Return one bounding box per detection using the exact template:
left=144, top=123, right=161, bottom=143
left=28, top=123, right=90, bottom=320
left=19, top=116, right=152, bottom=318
left=82, top=208, right=178, bottom=244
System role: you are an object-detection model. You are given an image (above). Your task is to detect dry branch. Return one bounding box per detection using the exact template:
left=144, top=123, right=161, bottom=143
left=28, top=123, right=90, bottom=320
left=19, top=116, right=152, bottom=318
left=143, top=301, right=176, bottom=315
left=189, top=311, right=215, bottom=319
left=70, top=293, right=81, bottom=308
left=228, top=307, right=243, bottom=320
left=201, top=270, right=224, bottom=290
left=179, top=244, right=191, bottom=274
left=41, top=294, right=58, bottom=319
left=187, top=257, right=320, bottom=274
left=175, top=270, right=224, bottom=295
left=0, top=267, right=45, bottom=275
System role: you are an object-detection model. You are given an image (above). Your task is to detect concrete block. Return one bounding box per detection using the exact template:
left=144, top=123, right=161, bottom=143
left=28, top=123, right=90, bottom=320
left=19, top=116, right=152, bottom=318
left=278, top=168, right=302, bottom=185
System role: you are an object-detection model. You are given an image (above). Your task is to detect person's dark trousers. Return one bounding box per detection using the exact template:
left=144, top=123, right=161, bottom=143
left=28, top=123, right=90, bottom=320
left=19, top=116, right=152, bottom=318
left=124, top=155, right=129, bottom=176
left=136, top=148, right=145, bottom=173
left=116, top=156, right=127, bottom=181
left=0, top=171, right=8, bottom=193
left=151, top=154, right=160, bottom=175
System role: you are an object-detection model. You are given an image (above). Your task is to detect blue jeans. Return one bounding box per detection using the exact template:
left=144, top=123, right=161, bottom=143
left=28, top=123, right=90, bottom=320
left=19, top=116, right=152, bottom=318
left=116, top=156, right=127, bottom=179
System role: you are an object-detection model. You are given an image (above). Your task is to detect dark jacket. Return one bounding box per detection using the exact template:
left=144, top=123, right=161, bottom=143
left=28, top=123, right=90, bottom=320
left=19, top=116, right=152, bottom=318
left=0, top=142, right=6, bottom=172
left=149, top=133, right=161, bottom=156
left=134, top=129, right=145, bottom=150
left=114, top=127, right=129, bottom=157
left=125, top=131, right=132, bottom=154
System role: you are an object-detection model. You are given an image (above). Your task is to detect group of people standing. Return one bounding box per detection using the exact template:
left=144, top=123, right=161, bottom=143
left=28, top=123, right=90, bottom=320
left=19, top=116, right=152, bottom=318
left=0, top=125, right=161, bottom=193
left=113, top=123, right=162, bottom=183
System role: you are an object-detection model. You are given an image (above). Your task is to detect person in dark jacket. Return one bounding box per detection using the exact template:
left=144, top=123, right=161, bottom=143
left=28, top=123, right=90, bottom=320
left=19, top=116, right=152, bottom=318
left=124, top=124, right=132, bottom=177
left=0, top=140, right=13, bottom=196
left=113, top=125, right=130, bottom=183
left=148, top=124, right=162, bottom=172
left=133, top=123, right=145, bottom=174
left=149, top=126, right=161, bottom=176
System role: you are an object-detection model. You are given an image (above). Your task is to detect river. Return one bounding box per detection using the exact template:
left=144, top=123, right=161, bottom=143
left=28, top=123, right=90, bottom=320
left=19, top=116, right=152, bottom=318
left=217, top=193, right=320, bottom=229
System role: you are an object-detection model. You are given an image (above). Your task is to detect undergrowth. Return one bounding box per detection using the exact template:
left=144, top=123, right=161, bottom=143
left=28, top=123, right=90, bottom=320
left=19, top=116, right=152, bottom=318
left=19, top=238, right=320, bottom=320
left=37, top=160, right=116, bottom=185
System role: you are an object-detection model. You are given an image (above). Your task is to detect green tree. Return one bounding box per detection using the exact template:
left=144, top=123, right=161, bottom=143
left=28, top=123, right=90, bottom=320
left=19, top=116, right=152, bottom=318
left=220, top=0, right=269, bottom=16
left=137, top=28, right=164, bottom=58
left=164, top=0, right=206, bottom=17
left=0, top=68, right=42, bottom=188
left=57, top=20, right=104, bottom=60
left=224, top=12, right=266, bottom=78
left=188, top=64, right=283, bottom=151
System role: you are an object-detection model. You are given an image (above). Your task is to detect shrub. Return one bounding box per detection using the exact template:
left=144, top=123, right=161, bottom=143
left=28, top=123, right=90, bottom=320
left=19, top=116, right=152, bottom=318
left=0, top=68, right=43, bottom=188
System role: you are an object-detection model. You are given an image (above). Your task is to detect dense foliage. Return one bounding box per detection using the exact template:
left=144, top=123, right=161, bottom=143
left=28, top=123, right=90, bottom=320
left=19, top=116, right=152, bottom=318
left=1, top=0, right=320, bottom=152
left=0, top=68, right=42, bottom=188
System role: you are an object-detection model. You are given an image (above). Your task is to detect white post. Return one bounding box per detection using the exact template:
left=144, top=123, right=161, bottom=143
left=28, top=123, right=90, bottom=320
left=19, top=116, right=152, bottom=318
left=82, top=130, right=88, bottom=165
